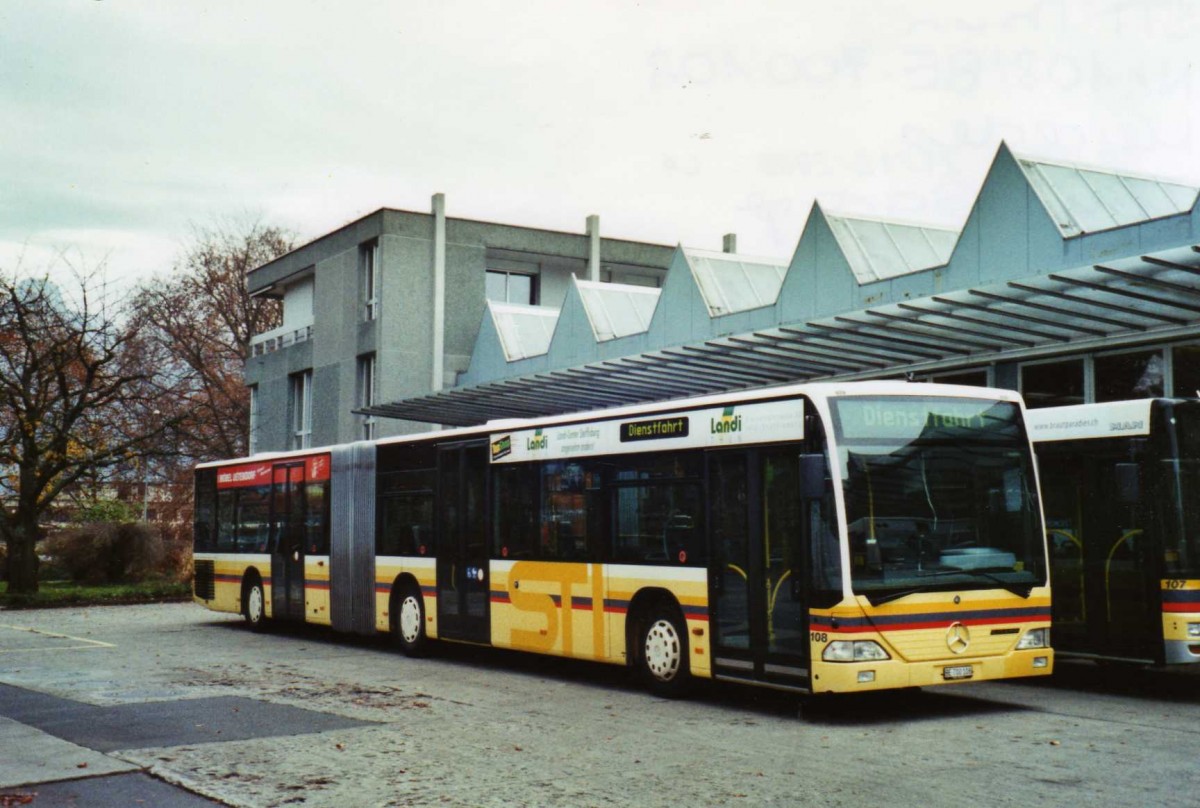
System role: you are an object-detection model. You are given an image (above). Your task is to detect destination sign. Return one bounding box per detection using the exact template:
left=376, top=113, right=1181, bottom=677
left=620, top=417, right=689, bottom=442
left=216, top=454, right=331, bottom=489
left=833, top=397, right=1015, bottom=440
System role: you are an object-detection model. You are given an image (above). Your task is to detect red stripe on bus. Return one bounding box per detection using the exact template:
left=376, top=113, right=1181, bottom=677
left=828, top=614, right=1049, bottom=633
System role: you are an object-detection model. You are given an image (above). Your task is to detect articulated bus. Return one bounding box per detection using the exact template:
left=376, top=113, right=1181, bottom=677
left=193, top=381, right=1052, bottom=696
left=1028, top=398, right=1200, bottom=666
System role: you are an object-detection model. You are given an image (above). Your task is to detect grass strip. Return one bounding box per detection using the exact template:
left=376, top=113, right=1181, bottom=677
left=0, top=579, right=191, bottom=609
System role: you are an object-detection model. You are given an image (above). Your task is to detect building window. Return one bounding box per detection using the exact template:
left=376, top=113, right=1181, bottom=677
left=289, top=370, right=313, bottom=450
left=929, top=369, right=991, bottom=387
left=601, top=269, right=662, bottom=288
left=1172, top=344, right=1200, bottom=398
left=1021, top=358, right=1085, bottom=409
left=357, top=353, right=377, bottom=441
left=486, top=270, right=537, bottom=304
left=1095, top=348, right=1165, bottom=402
left=248, top=385, right=260, bottom=455
left=360, top=240, right=379, bottom=321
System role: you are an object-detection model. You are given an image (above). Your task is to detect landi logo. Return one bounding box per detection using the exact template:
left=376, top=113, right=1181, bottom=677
left=491, top=435, right=512, bottom=461
left=526, top=428, right=549, bottom=451
left=711, top=406, right=743, bottom=435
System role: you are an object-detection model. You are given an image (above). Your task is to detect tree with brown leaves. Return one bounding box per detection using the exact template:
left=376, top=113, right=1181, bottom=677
left=0, top=271, right=178, bottom=593
left=133, top=221, right=292, bottom=464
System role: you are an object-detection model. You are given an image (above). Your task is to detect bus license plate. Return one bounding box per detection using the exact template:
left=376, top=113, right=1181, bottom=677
left=943, top=665, right=973, bottom=680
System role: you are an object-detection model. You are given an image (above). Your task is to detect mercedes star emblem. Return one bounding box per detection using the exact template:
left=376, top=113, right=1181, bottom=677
left=946, top=621, right=971, bottom=654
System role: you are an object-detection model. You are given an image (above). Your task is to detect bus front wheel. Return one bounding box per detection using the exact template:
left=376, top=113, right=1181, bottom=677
left=639, top=606, right=691, bottom=698
left=394, top=585, right=429, bottom=657
left=243, top=579, right=267, bottom=632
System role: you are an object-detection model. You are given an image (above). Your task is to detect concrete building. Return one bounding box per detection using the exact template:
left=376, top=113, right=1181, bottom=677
left=366, top=143, right=1200, bottom=426
left=244, top=199, right=673, bottom=452
left=246, top=142, right=1200, bottom=442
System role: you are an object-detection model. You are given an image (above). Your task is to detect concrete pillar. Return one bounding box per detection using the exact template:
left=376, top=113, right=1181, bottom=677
left=723, top=233, right=737, bottom=254
left=432, top=193, right=446, bottom=392
left=587, top=214, right=601, bottom=282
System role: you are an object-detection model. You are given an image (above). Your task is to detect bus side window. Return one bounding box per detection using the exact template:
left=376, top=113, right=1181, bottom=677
left=306, top=480, right=330, bottom=555
left=611, top=481, right=704, bottom=566
left=194, top=469, right=217, bottom=552
left=238, top=484, right=270, bottom=553
left=493, top=465, right=539, bottom=559
left=216, top=488, right=237, bottom=553
left=377, top=469, right=436, bottom=557
left=541, top=461, right=591, bottom=561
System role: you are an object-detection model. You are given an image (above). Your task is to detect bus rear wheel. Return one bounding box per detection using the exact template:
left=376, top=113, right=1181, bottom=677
left=639, top=606, right=691, bottom=698
left=393, top=585, right=429, bottom=657
left=243, top=579, right=267, bottom=632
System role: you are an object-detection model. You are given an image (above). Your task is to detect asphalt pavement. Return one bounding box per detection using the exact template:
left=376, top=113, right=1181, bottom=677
left=4, top=602, right=1200, bottom=807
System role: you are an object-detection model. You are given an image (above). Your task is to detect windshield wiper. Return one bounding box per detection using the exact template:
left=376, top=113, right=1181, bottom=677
left=920, top=566, right=1034, bottom=599
left=866, top=587, right=929, bottom=606
left=862, top=567, right=1033, bottom=606
left=931, top=566, right=1036, bottom=597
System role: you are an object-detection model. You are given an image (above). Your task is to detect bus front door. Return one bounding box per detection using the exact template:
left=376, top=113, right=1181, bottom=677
left=708, top=449, right=809, bottom=687
left=436, top=443, right=491, bottom=644
left=1042, top=448, right=1158, bottom=662
left=1083, top=459, right=1157, bottom=661
left=270, top=462, right=307, bottom=621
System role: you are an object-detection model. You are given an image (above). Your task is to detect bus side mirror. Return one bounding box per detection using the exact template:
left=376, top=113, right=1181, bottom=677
left=1115, top=463, right=1140, bottom=505
left=800, top=454, right=826, bottom=500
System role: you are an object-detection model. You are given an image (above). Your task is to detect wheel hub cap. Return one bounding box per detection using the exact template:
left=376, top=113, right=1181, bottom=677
left=400, top=596, right=422, bottom=643
left=645, top=619, right=681, bottom=681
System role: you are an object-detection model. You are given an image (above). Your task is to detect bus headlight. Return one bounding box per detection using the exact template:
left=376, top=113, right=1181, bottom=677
left=823, top=640, right=891, bottom=662
left=1187, top=623, right=1200, bottom=638
left=1016, top=628, right=1049, bottom=649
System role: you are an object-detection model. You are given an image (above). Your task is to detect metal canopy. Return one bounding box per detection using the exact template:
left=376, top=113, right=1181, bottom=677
left=361, top=244, right=1200, bottom=427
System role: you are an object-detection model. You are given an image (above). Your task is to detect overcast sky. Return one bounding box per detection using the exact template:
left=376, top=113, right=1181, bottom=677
left=4, top=0, right=1198, bottom=286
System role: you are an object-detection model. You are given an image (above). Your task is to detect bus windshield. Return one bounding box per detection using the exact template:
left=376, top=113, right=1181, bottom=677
left=830, top=396, right=1045, bottom=604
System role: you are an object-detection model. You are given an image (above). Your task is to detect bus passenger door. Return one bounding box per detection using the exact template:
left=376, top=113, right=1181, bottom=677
left=270, top=462, right=307, bottom=621
left=436, top=442, right=491, bottom=644
left=708, top=449, right=809, bottom=686
left=1087, top=459, right=1156, bottom=660
left=1044, top=446, right=1158, bottom=661
left=1038, top=451, right=1089, bottom=653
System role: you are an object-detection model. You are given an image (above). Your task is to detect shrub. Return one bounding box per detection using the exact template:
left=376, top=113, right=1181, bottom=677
left=160, top=535, right=194, bottom=584
left=74, top=499, right=139, bottom=525
left=46, top=522, right=166, bottom=585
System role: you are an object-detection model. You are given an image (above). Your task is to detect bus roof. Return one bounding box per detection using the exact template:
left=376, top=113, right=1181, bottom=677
left=198, top=380, right=1025, bottom=469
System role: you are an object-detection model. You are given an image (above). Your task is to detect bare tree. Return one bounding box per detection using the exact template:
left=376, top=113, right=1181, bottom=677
left=0, top=270, right=177, bottom=593
left=134, top=220, right=292, bottom=463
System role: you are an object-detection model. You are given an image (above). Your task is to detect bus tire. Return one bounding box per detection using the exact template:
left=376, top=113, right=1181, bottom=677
left=638, top=605, right=691, bottom=698
left=243, top=578, right=268, bottom=632
left=393, top=584, right=429, bottom=657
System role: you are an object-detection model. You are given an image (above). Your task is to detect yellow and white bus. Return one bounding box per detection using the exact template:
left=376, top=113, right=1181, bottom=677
left=193, top=381, right=1053, bottom=695
left=1028, top=398, right=1200, bottom=665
